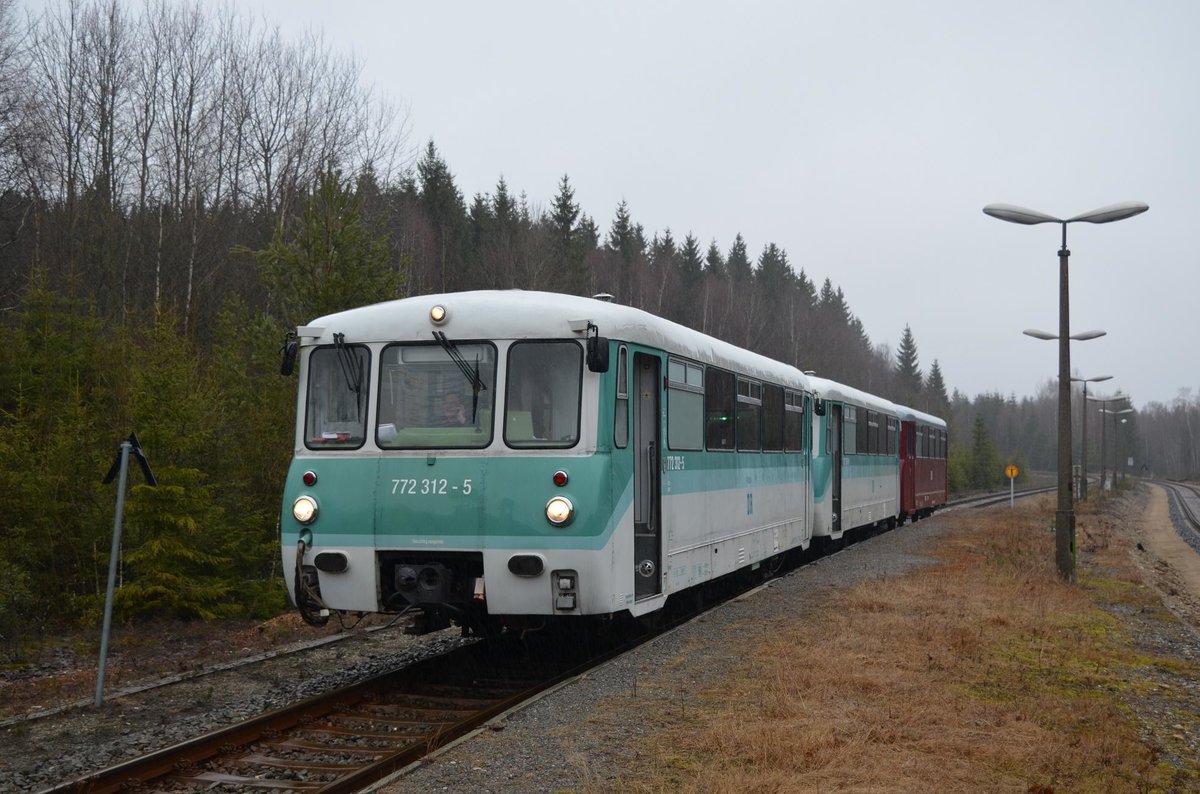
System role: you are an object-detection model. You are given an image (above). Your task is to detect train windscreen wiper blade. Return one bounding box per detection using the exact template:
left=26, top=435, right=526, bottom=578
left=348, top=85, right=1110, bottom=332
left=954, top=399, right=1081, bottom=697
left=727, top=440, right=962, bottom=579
left=433, top=331, right=487, bottom=422
left=333, top=332, right=363, bottom=394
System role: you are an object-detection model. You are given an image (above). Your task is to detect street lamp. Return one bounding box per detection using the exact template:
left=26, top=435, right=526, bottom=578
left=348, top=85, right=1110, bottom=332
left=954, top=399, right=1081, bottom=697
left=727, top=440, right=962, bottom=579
left=1022, top=330, right=1107, bottom=500
left=1089, top=393, right=1133, bottom=491
left=1070, top=374, right=1112, bottom=501
left=984, top=200, right=1148, bottom=582
left=1022, top=329, right=1106, bottom=342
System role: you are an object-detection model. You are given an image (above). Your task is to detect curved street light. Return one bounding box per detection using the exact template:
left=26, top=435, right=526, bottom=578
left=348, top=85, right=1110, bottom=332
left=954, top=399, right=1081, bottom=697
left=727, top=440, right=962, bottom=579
left=984, top=200, right=1148, bottom=582
left=1088, top=393, right=1134, bottom=492
left=1022, top=329, right=1106, bottom=341
left=1070, top=375, right=1113, bottom=500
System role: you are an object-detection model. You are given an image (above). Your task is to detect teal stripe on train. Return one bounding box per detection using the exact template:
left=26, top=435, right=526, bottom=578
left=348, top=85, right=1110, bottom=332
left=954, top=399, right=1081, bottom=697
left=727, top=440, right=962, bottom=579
left=281, top=454, right=634, bottom=551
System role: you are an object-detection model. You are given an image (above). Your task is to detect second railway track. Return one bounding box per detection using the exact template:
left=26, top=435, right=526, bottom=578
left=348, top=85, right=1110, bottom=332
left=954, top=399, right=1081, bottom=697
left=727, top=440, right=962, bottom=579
left=46, top=630, right=632, bottom=793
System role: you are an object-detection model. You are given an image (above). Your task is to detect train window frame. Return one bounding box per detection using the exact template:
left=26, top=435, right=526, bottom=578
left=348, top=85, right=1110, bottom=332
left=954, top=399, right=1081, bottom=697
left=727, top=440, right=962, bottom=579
left=868, top=411, right=882, bottom=455
left=844, top=406, right=858, bottom=455
left=887, top=416, right=898, bottom=456
left=762, top=383, right=784, bottom=452
left=784, top=390, right=805, bottom=451
left=736, top=377, right=762, bottom=452
left=667, top=357, right=704, bottom=451
left=304, top=344, right=371, bottom=451
left=614, top=345, right=629, bottom=449
left=504, top=339, right=583, bottom=449
left=374, top=340, right=498, bottom=450
left=705, top=367, right=736, bottom=451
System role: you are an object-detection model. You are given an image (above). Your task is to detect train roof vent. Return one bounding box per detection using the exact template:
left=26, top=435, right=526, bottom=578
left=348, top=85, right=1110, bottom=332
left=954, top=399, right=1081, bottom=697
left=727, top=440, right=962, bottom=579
left=592, top=292, right=614, bottom=302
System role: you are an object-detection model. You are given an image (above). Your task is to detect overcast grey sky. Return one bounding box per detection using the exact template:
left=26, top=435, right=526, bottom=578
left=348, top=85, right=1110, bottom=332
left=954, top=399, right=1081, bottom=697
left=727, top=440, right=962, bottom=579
left=250, top=0, right=1196, bottom=408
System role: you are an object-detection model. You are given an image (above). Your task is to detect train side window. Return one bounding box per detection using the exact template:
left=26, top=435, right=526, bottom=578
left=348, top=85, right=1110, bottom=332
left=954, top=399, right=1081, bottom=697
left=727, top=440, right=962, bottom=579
left=869, top=411, right=882, bottom=455
left=614, top=346, right=628, bottom=449
left=784, top=390, right=804, bottom=451
left=844, top=406, right=858, bottom=455
left=306, top=345, right=370, bottom=450
left=762, top=384, right=783, bottom=452
left=887, top=417, right=898, bottom=456
left=736, top=378, right=762, bottom=452
left=505, top=340, right=582, bottom=448
left=667, top=357, right=703, bottom=451
left=705, top=368, right=736, bottom=450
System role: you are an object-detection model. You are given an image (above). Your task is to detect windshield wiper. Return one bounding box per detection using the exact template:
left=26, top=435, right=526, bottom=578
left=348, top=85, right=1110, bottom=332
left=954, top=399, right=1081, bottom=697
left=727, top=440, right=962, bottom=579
left=333, top=333, right=364, bottom=394
left=433, top=331, right=487, bottom=422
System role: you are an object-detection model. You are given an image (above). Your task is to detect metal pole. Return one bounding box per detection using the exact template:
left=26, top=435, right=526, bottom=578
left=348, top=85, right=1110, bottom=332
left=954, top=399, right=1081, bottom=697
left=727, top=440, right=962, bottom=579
left=1099, top=407, right=1107, bottom=492
left=1055, top=224, right=1075, bottom=581
left=96, top=440, right=131, bottom=707
left=1080, top=383, right=1089, bottom=501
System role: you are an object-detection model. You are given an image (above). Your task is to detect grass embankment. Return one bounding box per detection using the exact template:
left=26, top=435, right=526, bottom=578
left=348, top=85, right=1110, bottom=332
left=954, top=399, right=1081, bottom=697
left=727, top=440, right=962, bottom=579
left=618, top=494, right=1199, bottom=792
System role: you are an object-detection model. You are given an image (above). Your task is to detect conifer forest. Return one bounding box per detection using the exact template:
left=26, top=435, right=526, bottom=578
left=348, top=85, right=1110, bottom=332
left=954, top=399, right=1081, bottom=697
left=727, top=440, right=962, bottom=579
left=1, top=0, right=1196, bottom=650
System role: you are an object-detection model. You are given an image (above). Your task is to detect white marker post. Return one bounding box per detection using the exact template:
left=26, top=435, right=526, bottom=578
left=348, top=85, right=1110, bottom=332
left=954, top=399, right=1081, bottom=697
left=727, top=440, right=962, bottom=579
left=1006, top=464, right=1019, bottom=508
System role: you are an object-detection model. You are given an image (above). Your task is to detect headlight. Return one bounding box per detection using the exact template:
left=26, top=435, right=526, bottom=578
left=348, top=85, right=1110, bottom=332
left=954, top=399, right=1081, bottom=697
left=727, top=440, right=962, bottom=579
left=545, top=496, right=574, bottom=527
left=293, top=495, right=318, bottom=524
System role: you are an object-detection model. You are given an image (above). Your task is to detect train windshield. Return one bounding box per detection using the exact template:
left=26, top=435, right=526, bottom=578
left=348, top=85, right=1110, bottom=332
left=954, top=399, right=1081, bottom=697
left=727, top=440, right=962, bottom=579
left=305, top=345, right=370, bottom=449
left=376, top=342, right=497, bottom=449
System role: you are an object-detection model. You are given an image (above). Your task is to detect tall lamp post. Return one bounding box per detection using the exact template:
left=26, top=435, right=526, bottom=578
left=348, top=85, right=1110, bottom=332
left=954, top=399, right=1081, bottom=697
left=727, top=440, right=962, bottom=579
left=1023, top=329, right=1106, bottom=499
left=1071, top=374, right=1112, bottom=501
left=1089, top=394, right=1133, bottom=492
left=985, top=200, right=1148, bottom=582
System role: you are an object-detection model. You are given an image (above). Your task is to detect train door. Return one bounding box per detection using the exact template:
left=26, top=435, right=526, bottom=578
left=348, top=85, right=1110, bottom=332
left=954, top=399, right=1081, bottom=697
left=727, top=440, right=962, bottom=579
left=633, top=352, right=662, bottom=599
left=829, top=403, right=842, bottom=534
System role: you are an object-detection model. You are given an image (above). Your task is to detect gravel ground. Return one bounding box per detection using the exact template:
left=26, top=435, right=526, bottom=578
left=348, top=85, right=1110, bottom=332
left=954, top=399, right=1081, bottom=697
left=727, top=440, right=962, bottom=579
left=382, top=518, right=954, bottom=793
left=4, top=484, right=1196, bottom=793
left=380, top=487, right=1200, bottom=794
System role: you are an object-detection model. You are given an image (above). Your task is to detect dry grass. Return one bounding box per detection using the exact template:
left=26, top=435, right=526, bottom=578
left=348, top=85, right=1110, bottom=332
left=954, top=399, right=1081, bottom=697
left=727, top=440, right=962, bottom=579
left=609, top=498, right=1199, bottom=793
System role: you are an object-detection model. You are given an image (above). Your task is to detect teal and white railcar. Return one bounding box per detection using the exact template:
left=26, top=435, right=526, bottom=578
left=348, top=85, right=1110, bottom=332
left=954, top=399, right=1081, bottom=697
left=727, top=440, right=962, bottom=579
left=280, top=291, right=817, bottom=635
left=807, top=376, right=902, bottom=544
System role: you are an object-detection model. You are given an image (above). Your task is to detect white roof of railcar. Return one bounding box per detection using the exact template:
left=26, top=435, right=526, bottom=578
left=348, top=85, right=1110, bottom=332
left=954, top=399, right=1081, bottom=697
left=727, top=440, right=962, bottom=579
left=892, top=404, right=947, bottom=429
left=301, top=290, right=813, bottom=393
left=807, top=375, right=900, bottom=417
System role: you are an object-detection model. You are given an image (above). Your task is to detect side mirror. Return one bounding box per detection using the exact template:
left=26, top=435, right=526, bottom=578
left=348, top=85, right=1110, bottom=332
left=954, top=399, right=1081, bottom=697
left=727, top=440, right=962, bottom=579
left=586, top=334, right=609, bottom=373
left=813, top=397, right=826, bottom=417
left=280, top=336, right=298, bottom=376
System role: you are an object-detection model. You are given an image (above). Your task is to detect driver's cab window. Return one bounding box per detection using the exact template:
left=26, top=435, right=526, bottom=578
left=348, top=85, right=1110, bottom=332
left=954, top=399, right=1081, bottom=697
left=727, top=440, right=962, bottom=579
left=304, top=345, right=369, bottom=449
left=506, top=341, right=582, bottom=448
left=376, top=342, right=496, bottom=449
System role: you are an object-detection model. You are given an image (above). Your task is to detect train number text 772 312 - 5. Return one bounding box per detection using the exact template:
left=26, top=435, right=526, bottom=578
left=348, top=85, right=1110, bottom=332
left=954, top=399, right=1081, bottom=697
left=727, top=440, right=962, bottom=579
left=391, top=478, right=473, bottom=496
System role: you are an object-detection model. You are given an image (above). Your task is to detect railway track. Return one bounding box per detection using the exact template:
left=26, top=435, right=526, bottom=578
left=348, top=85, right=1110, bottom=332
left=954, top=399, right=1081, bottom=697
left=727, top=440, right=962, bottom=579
left=944, top=483, right=1057, bottom=511
left=45, top=630, right=630, bottom=793
left=1157, top=479, right=1200, bottom=534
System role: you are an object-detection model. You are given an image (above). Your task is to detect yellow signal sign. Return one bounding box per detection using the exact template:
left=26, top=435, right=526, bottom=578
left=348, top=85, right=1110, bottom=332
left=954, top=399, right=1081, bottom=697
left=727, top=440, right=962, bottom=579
left=1005, top=464, right=1019, bottom=479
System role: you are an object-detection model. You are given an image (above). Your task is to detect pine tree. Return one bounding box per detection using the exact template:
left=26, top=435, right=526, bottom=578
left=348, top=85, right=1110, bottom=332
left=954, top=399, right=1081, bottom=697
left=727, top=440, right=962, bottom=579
left=548, top=174, right=584, bottom=294
left=755, top=242, right=790, bottom=291
left=968, top=415, right=1000, bottom=489
left=894, top=324, right=924, bottom=405
left=253, top=168, right=404, bottom=324
left=927, top=359, right=950, bottom=407
left=606, top=200, right=640, bottom=304
left=416, top=140, right=467, bottom=292
left=726, top=233, right=752, bottom=281
left=703, top=239, right=725, bottom=277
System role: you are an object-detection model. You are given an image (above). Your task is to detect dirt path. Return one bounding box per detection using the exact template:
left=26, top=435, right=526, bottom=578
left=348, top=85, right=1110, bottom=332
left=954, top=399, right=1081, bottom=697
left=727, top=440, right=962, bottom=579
left=1131, top=484, right=1200, bottom=629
